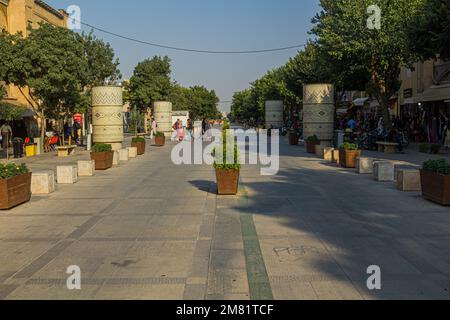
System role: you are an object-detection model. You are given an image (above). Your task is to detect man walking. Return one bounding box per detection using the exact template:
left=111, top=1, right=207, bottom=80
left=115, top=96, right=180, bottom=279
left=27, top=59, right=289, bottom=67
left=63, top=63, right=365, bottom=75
left=0, top=122, right=13, bottom=151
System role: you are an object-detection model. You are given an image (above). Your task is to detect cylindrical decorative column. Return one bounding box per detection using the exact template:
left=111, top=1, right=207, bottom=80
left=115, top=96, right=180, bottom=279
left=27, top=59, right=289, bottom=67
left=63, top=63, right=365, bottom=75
left=265, top=101, right=284, bottom=129
left=92, top=86, right=124, bottom=151
left=154, top=101, right=173, bottom=137
left=303, top=84, right=335, bottom=144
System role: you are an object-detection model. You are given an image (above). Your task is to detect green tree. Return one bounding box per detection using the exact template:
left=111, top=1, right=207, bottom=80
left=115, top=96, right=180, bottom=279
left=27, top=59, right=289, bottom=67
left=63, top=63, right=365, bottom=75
left=186, top=86, right=220, bottom=120
left=0, top=24, right=88, bottom=141
left=311, top=0, right=424, bottom=130
left=169, top=84, right=191, bottom=111
left=408, top=0, right=450, bottom=60
left=128, top=56, right=172, bottom=110
left=82, top=31, right=121, bottom=88
left=75, top=31, right=122, bottom=114
left=230, top=89, right=260, bottom=125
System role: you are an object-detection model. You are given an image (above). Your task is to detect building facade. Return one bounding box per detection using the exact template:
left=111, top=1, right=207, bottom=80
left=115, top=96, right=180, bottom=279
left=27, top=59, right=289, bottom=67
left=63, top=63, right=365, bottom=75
left=1, top=0, right=68, bottom=106
left=399, top=60, right=450, bottom=143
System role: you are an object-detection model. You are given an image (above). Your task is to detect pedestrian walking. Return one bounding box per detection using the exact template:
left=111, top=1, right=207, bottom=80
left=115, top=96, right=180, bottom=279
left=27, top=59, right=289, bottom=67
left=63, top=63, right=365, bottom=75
left=151, top=118, right=157, bottom=140
left=0, top=122, right=12, bottom=151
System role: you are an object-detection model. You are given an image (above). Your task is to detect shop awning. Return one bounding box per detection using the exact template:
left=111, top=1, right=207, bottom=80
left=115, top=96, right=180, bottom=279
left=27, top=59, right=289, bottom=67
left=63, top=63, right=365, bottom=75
left=416, top=84, right=450, bottom=103
left=22, top=109, right=36, bottom=118
left=353, top=97, right=369, bottom=107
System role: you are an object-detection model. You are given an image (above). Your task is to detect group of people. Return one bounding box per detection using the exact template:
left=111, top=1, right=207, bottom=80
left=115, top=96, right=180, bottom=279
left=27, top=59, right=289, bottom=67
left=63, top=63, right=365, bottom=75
left=171, top=119, right=193, bottom=142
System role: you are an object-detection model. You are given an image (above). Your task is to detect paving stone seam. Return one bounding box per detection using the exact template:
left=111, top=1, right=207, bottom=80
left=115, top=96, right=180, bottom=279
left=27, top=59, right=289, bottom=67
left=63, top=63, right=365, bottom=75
left=239, top=184, right=274, bottom=301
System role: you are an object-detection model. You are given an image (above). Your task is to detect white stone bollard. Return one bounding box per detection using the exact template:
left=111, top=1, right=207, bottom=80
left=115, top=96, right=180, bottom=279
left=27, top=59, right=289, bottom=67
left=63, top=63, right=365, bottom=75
left=323, top=147, right=334, bottom=162
left=113, top=150, right=120, bottom=166
left=118, top=149, right=129, bottom=162
left=57, top=165, right=78, bottom=184
left=31, top=171, right=56, bottom=194
left=128, top=147, right=138, bottom=158
left=78, top=160, right=96, bottom=177
left=356, top=157, right=378, bottom=174
left=374, top=161, right=395, bottom=182
left=332, top=149, right=340, bottom=164
left=397, top=169, right=422, bottom=192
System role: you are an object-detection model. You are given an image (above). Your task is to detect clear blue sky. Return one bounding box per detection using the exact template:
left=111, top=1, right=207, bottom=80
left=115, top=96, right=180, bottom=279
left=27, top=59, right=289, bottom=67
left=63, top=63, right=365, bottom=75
left=47, top=0, right=320, bottom=111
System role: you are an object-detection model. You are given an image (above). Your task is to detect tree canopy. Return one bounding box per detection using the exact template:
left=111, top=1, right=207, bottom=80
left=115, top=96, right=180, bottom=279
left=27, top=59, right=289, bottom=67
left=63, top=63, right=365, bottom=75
left=0, top=23, right=121, bottom=137
left=408, top=0, right=450, bottom=61
left=128, top=56, right=172, bottom=110
left=311, top=0, right=424, bottom=129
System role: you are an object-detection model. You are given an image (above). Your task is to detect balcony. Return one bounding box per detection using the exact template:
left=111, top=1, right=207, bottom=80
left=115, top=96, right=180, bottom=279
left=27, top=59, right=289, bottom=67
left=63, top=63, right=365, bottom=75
left=433, top=61, right=450, bottom=85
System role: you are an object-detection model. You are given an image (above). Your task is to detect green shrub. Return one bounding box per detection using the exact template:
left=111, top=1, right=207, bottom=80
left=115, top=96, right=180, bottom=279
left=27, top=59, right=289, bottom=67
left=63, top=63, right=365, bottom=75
left=132, top=137, right=146, bottom=143
left=419, top=143, right=430, bottom=153
left=154, top=132, right=165, bottom=138
left=423, top=159, right=450, bottom=175
left=91, top=143, right=112, bottom=153
left=306, top=135, right=319, bottom=142
left=0, top=164, right=29, bottom=180
left=340, top=142, right=359, bottom=150
left=430, top=144, right=441, bottom=154
left=213, top=126, right=241, bottom=171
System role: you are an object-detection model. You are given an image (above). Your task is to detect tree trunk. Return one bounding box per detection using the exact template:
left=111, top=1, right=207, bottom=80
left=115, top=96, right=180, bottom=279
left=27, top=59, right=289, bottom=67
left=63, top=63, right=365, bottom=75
left=40, top=116, right=46, bottom=149
left=378, top=95, right=393, bottom=131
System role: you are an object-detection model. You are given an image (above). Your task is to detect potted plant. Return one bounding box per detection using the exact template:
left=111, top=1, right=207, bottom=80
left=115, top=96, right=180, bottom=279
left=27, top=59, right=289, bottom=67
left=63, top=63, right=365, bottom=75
left=0, top=163, right=32, bottom=210
left=131, top=137, right=146, bottom=155
left=339, top=142, right=362, bottom=168
left=305, top=135, right=320, bottom=153
left=419, top=143, right=429, bottom=153
left=430, top=144, right=441, bottom=155
left=155, top=132, right=166, bottom=147
left=289, top=130, right=299, bottom=146
left=90, top=143, right=113, bottom=170
left=214, top=122, right=241, bottom=195
left=421, top=159, right=450, bottom=206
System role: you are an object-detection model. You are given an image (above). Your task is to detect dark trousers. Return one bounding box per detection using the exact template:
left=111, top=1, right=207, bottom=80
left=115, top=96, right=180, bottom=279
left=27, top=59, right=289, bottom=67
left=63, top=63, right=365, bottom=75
left=1, top=133, right=8, bottom=150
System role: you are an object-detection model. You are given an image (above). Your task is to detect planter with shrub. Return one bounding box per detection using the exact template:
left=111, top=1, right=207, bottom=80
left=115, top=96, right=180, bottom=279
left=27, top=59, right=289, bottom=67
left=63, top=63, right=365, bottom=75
left=214, top=122, right=241, bottom=195
left=90, top=143, right=113, bottom=170
left=339, top=142, right=362, bottom=168
left=131, top=137, right=146, bottom=155
left=419, top=143, right=430, bottom=153
left=289, top=130, right=299, bottom=146
left=0, top=164, right=31, bottom=210
left=305, top=135, right=320, bottom=153
left=154, top=132, right=166, bottom=147
left=421, top=159, right=450, bottom=206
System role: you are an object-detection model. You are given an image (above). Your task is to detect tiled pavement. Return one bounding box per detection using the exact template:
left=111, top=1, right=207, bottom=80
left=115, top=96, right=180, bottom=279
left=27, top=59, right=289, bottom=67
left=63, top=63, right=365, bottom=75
left=0, top=138, right=449, bottom=300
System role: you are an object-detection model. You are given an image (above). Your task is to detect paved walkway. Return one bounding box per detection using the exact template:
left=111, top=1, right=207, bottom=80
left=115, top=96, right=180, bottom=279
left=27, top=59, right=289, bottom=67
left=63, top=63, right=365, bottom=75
left=0, top=138, right=449, bottom=300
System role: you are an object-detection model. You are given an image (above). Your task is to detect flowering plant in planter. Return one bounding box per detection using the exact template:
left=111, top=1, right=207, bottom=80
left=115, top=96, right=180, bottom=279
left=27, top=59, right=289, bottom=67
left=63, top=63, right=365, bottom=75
left=421, top=159, right=450, bottom=206
left=0, top=163, right=31, bottom=210
left=91, top=143, right=113, bottom=170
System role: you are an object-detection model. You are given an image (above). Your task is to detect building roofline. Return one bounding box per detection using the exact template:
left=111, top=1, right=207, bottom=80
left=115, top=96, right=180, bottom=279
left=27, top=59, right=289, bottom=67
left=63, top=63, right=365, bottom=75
left=34, top=0, right=65, bottom=20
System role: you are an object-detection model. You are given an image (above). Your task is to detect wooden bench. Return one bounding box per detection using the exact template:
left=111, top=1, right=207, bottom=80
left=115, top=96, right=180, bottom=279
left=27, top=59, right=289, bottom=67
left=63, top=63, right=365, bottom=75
left=56, top=145, right=77, bottom=157
left=376, top=141, right=399, bottom=154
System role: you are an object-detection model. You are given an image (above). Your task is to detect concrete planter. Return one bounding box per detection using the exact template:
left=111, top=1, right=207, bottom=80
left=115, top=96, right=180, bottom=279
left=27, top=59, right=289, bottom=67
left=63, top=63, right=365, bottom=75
left=339, top=149, right=362, bottom=168
left=131, top=141, right=146, bottom=155
left=0, top=173, right=32, bottom=210
left=90, top=151, right=114, bottom=170
left=289, top=132, right=299, bottom=145
left=155, top=136, right=166, bottom=147
left=216, top=169, right=239, bottom=195
left=420, top=170, right=450, bottom=206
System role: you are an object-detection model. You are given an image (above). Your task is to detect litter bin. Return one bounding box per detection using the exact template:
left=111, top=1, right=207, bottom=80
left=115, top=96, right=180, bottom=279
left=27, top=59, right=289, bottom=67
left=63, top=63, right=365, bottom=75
left=13, top=138, right=24, bottom=158
left=25, top=143, right=37, bottom=157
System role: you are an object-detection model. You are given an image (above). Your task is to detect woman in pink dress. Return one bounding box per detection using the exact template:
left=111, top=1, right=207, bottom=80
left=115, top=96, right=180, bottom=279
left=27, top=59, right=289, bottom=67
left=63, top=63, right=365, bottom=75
left=176, top=119, right=184, bottom=142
